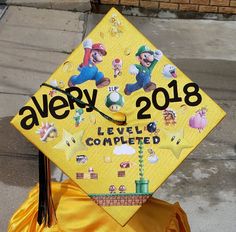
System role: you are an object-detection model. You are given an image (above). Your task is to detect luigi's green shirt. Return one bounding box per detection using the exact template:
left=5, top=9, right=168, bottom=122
left=135, top=59, right=158, bottom=76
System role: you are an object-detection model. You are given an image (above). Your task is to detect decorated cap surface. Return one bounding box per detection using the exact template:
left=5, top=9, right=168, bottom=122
left=11, top=8, right=225, bottom=226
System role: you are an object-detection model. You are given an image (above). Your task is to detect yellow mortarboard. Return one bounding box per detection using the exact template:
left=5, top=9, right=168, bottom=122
left=11, top=7, right=226, bottom=227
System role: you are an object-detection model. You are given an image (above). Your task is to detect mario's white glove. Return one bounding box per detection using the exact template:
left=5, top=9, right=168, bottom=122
left=83, top=39, right=93, bottom=49
left=129, top=65, right=139, bottom=75
left=153, top=50, right=163, bottom=61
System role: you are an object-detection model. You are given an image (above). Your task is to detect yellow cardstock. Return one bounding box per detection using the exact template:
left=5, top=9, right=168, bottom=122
left=11, top=8, right=226, bottom=226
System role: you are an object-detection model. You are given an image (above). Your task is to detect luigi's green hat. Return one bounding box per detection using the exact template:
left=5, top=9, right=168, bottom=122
left=105, top=92, right=124, bottom=108
left=135, top=45, right=154, bottom=56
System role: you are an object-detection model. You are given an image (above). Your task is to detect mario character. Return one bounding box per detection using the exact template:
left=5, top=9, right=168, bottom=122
left=105, top=91, right=124, bottom=112
left=68, top=39, right=110, bottom=88
left=124, top=45, right=163, bottom=95
left=112, top=58, right=122, bottom=77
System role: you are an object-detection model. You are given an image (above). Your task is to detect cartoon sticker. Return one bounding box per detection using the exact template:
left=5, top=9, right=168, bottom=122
left=163, top=108, right=177, bottom=126
left=105, top=91, right=124, bottom=112
left=120, top=161, right=136, bottom=168
left=144, top=121, right=160, bottom=135
left=76, top=155, right=88, bottom=164
left=118, top=171, right=126, bottom=177
left=109, top=13, right=123, bottom=37
left=74, top=108, right=84, bottom=127
left=112, top=58, right=122, bottom=78
left=54, top=130, right=87, bottom=160
left=189, top=107, right=207, bottom=132
left=124, top=45, right=163, bottom=95
left=113, top=144, right=135, bottom=155
left=48, top=80, right=64, bottom=97
left=104, top=156, right=112, bottom=163
left=68, top=38, right=110, bottom=88
left=109, top=185, right=116, bottom=194
left=162, top=64, right=177, bottom=79
left=147, top=148, right=158, bottom=164
left=118, top=185, right=126, bottom=193
left=159, top=129, right=192, bottom=158
left=36, top=122, right=57, bottom=142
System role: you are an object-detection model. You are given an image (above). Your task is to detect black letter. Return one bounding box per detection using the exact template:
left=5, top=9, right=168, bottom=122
left=19, top=106, right=39, bottom=130
left=65, top=87, right=84, bottom=109
left=49, top=96, right=70, bottom=119
left=83, top=89, right=97, bottom=112
left=86, top=138, right=93, bottom=146
left=31, top=95, right=48, bottom=118
left=98, top=127, right=104, bottom=135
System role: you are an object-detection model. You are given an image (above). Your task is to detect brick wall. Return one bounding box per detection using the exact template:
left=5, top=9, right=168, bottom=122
left=90, top=194, right=151, bottom=206
left=99, top=0, right=236, bottom=14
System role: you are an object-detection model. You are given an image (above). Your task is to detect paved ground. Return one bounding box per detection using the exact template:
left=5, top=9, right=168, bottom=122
left=0, top=5, right=235, bottom=232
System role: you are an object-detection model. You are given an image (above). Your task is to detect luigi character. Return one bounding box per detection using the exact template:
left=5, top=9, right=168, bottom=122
left=124, top=45, right=163, bottom=95
left=68, top=39, right=110, bottom=88
left=105, top=92, right=124, bottom=112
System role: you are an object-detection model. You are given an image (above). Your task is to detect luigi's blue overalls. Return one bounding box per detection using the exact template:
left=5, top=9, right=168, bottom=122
left=126, top=60, right=158, bottom=94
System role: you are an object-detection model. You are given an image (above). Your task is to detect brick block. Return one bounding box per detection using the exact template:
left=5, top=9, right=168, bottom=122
left=120, top=0, right=139, bottom=6
left=179, top=3, right=199, bottom=11
left=171, top=0, right=189, bottom=3
left=118, top=170, right=125, bottom=177
left=140, top=1, right=159, bottom=8
left=219, top=6, right=236, bottom=12
left=199, top=5, right=218, bottom=12
left=76, top=172, right=84, bottom=179
left=159, top=2, right=179, bottom=10
left=152, top=0, right=170, bottom=2
left=191, top=0, right=209, bottom=4
left=90, top=173, right=98, bottom=179
left=100, top=0, right=119, bottom=4
left=230, top=0, right=236, bottom=6
left=211, top=0, right=230, bottom=6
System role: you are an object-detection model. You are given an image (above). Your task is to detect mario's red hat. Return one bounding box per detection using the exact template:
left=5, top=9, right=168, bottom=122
left=92, top=43, right=107, bottom=56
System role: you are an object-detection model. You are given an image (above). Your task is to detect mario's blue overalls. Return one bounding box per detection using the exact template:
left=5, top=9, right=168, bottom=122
left=70, top=61, right=104, bottom=86
left=126, top=60, right=157, bottom=93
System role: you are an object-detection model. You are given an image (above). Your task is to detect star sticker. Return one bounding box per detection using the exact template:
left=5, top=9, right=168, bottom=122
left=54, top=129, right=87, bottom=160
left=159, top=129, right=192, bottom=158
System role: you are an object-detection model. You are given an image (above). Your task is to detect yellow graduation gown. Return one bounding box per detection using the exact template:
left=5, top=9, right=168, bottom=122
left=8, top=179, right=190, bottom=232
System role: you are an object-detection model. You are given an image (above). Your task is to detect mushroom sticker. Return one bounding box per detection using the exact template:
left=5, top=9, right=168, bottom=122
left=105, top=91, right=125, bottom=112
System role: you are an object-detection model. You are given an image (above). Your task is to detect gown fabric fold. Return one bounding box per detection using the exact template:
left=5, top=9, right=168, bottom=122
left=8, top=179, right=190, bottom=232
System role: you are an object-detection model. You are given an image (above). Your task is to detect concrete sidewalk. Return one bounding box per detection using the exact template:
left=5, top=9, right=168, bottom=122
left=0, top=5, right=236, bottom=232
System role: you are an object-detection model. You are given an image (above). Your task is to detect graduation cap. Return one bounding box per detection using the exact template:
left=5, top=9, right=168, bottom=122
left=11, top=8, right=225, bottom=227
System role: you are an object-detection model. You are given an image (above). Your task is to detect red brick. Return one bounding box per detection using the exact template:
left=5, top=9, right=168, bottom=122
left=171, top=0, right=189, bottom=3
left=199, top=5, right=218, bottom=11
left=191, top=0, right=209, bottom=4
left=159, top=2, right=179, bottom=9
left=140, top=1, right=159, bottom=8
left=152, top=0, right=170, bottom=2
left=230, top=0, right=236, bottom=6
left=100, top=0, right=119, bottom=4
left=179, top=3, right=199, bottom=10
left=219, top=6, right=236, bottom=12
left=211, top=0, right=230, bottom=6
left=120, top=0, right=139, bottom=6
